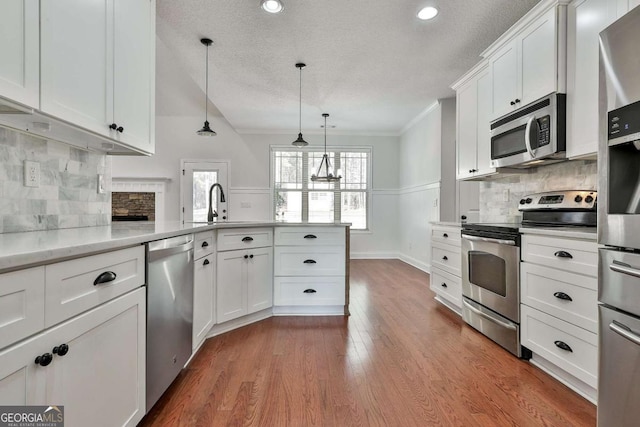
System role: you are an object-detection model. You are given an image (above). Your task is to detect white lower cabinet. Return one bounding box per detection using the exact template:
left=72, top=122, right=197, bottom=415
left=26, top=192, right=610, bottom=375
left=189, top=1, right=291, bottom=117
left=430, top=225, right=462, bottom=313
left=216, top=247, right=273, bottom=324
left=192, top=254, right=214, bottom=351
left=0, top=288, right=145, bottom=427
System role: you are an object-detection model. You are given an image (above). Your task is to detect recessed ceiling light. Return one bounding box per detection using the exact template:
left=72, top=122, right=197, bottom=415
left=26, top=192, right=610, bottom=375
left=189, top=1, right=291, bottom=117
left=417, top=6, right=438, bottom=20
left=261, top=0, right=284, bottom=14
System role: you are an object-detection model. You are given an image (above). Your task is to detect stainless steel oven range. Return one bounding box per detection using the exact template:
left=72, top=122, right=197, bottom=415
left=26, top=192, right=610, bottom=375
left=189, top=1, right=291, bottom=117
left=461, top=190, right=597, bottom=358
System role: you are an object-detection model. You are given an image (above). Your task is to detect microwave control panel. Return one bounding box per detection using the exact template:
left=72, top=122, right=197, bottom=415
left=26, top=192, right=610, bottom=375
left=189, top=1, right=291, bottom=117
left=535, top=116, right=551, bottom=148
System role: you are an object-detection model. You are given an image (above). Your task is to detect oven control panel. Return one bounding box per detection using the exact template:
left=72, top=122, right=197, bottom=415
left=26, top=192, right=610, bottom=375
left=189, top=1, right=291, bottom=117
left=518, top=190, right=597, bottom=211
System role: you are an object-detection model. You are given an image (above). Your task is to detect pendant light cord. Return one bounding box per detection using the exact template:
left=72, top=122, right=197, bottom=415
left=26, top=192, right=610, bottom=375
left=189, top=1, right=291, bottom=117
left=298, top=67, right=302, bottom=132
left=205, top=45, right=209, bottom=122
left=324, top=115, right=327, bottom=152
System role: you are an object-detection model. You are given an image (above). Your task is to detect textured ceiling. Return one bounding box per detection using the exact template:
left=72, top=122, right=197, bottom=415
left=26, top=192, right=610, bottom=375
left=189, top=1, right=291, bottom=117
left=157, top=0, right=540, bottom=134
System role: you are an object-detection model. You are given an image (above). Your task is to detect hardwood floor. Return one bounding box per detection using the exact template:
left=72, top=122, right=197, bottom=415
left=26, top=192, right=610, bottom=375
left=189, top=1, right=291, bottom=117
left=140, top=259, right=596, bottom=426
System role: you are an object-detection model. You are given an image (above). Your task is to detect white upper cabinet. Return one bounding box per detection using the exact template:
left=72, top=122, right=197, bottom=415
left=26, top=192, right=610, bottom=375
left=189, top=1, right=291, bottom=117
left=0, top=0, right=39, bottom=109
left=617, top=0, right=640, bottom=17
left=486, top=2, right=568, bottom=120
left=453, top=62, right=496, bottom=181
left=40, top=0, right=155, bottom=154
left=567, top=0, right=618, bottom=159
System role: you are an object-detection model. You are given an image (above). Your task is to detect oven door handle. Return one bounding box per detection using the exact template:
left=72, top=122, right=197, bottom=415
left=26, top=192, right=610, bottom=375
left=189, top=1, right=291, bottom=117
left=610, top=261, right=640, bottom=279
left=462, top=235, right=516, bottom=246
left=524, top=115, right=537, bottom=158
left=610, top=321, right=640, bottom=347
left=463, top=300, right=517, bottom=331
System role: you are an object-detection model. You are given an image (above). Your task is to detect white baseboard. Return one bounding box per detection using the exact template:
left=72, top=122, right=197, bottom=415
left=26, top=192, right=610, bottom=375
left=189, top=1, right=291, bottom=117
left=350, top=251, right=399, bottom=259
left=272, top=305, right=345, bottom=316
left=529, top=354, right=597, bottom=405
left=398, top=253, right=431, bottom=273
left=205, top=309, right=273, bottom=339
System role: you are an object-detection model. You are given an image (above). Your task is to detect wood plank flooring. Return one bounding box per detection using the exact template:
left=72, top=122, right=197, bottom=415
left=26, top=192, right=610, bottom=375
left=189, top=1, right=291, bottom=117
left=140, top=259, right=596, bottom=426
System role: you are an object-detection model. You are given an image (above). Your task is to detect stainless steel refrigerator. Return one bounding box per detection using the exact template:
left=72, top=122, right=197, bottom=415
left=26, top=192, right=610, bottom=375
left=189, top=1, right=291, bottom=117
left=598, top=6, right=640, bottom=426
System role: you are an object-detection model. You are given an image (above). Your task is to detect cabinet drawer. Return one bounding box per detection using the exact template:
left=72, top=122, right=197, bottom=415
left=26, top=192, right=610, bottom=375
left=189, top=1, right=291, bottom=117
left=217, top=228, right=273, bottom=252
left=522, top=235, right=598, bottom=277
left=430, top=268, right=462, bottom=308
left=194, top=231, right=214, bottom=260
left=45, top=246, right=145, bottom=327
left=431, top=243, right=461, bottom=277
left=274, top=227, right=345, bottom=246
left=432, top=226, right=461, bottom=247
left=521, top=305, right=598, bottom=388
left=521, top=263, right=598, bottom=333
left=274, top=246, right=345, bottom=276
left=274, top=277, right=345, bottom=306
left=0, top=267, right=45, bottom=350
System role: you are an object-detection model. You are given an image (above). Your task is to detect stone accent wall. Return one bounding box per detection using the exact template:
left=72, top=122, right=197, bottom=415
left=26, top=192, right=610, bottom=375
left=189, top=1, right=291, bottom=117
left=0, top=127, right=111, bottom=233
left=479, top=160, right=597, bottom=223
left=112, top=192, right=155, bottom=221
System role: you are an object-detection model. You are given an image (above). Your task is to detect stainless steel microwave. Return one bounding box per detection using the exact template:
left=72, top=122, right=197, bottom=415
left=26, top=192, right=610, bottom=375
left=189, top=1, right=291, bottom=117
left=489, top=93, right=566, bottom=168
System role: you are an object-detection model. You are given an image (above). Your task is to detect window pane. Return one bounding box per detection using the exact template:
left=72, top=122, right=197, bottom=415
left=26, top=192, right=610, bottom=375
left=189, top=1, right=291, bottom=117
left=340, top=152, right=367, bottom=190
left=275, top=191, right=302, bottom=222
left=193, top=171, right=218, bottom=222
left=308, top=152, right=336, bottom=190
left=308, top=191, right=334, bottom=223
left=341, top=192, right=367, bottom=229
left=274, top=151, right=302, bottom=190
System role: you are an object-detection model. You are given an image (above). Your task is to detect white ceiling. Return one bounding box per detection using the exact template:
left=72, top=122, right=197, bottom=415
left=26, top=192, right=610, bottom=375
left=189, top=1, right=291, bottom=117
left=157, top=0, right=540, bottom=134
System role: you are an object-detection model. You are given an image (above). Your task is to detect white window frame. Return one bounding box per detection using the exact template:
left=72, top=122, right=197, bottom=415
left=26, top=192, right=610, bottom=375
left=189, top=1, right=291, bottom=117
left=270, top=145, right=372, bottom=231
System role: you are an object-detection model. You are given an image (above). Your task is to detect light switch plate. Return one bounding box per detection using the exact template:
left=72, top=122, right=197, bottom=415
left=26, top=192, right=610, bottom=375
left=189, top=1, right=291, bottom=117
left=24, top=160, right=40, bottom=187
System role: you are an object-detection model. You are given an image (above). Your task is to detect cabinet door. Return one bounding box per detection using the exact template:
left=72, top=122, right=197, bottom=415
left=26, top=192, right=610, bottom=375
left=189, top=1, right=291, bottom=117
left=247, top=247, right=273, bottom=314
left=193, top=255, right=215, bottom=351
left=0, top=333, right=47, bottom=406
left=0, top=0, right=39, bottom=108
left=216, top=251, right=247, bottom=323
left=113, top=0, right=155, bottom=153
left=519, top=7, right=558, bottom=105
left=48, top=289, right=145, bottom=427
left=567, top=0, right=617, bottom=159
left=456, top=77, right=478, bottom=179
left=475, top=68, right=495, bottom=176
left=40, top=0, right=113, bottom=137
left=490, top=41, right=518, bottom=119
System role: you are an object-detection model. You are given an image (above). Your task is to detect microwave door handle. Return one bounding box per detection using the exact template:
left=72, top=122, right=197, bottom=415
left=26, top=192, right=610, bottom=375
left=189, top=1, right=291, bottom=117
left=524, top=116, right=536, bottom=158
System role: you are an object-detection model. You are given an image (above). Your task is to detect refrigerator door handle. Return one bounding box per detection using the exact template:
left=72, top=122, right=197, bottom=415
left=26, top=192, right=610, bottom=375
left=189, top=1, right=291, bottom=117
left=610, top=321, right=640, bottom=347
left=610, top=261, right=640, bottom=279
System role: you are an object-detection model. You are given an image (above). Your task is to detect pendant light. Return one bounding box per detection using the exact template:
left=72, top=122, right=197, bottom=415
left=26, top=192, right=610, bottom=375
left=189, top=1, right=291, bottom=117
left=311, top=113, right=341, bottom=182
left=197, top=38, right=217, bottom=137
left=292, top=63, right=308, bottom=147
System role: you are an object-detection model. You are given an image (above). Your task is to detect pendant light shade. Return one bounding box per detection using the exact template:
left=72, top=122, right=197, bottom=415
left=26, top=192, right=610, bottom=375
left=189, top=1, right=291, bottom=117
left=311, top=113, right=341, bottom=182
left=292, top=63, right=308, bottom=147
left=197, top=38, right=217, bottom=137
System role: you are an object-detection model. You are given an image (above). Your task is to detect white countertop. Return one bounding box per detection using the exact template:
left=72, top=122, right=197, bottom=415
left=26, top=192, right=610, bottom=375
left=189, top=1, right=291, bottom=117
left=430, top=221, right=463, bottom=227
left=0, top=221, right=351, bottom=272
left=519, top=226, right=597, bottom=241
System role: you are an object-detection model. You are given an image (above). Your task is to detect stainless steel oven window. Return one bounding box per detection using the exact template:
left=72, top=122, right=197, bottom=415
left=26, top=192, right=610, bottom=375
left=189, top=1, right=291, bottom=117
left=468, top=251, right=507, bottom=296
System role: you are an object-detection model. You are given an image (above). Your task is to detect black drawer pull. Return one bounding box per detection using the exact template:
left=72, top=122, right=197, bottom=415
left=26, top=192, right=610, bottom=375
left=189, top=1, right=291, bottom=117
left=443, top=233, right=448, bottom=238
left=303, top=289, right=317, bottom=294
left=249, top=254, right=254, bottom=259
left=442, top=256, right=448, bottom=261
left=553, top=292, right=572, bottom=301
left=242, top=236, right=254, bottom=242
left=201, top=241, right=209, bottom=248
left=244, top=255, right=249, bottom=259
left=35, top=353, right=53, bottom=366
left=94, top=271, right=117, bottom=286
left=554, top=251, right=573, bottom=259
left=441, top=283, right=447, bottom=288
left=554, top=340, right=573, bottom=352
left=203, top=259, right=210, bottom=266
left=53, top=344, right=69, bottom=357
left=304, top=234, right=317, bottom=239
left=303, top=259, right=317, bottom=264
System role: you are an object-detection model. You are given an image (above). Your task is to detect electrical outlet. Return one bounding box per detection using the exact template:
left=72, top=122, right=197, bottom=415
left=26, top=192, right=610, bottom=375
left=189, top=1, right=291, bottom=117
left=97, top=174, right=105, bottom=194
left=24, top=160, right=40, bottom=188
left=503, top=189, right=510, bottom=202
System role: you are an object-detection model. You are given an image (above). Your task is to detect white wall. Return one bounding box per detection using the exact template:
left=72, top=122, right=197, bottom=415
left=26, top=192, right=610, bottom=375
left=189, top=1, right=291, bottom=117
left=112, top=115, right=401, bottom=256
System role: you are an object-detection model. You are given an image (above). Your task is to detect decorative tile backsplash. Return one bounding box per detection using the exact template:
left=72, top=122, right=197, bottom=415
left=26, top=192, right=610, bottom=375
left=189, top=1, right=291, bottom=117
left=0, top=127, right=111, bottom=233
left=479, top=160, right=597, bottom=223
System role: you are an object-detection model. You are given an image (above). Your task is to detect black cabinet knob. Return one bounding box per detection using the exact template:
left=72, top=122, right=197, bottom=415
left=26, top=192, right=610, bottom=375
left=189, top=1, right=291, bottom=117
left=109, top=123, right=118, bottom=130
left=244, top=255, right=249, bottom=259
left=223, top=216, right=227, bottom=220
left=249, top=254, right=254, bottom=259
left=94, top=271, right=117, bottom=286
left=201, top=241, right=209, bottom=248
left=35, top=353, right=53, bottom=366
left=443, top=233, right=448, bottom=238
left=554, top=340, right=573, bottom=352
left=554, top=251, right=573, bottom=259
left=441, top=283, right=447, bottom=288
left=203, top=259, right=210, bottom=266
left=510, top=101, right=516, bottom=106
left=442, top=256, right=448, bottom=261
left=242, top=236, right=254, bottom=242
left=515, top=99, right=521, bottom=103
left=553, top=291, right=572, bottom=301
left=53, top=344, right=69, bottom=357
left=117, top=126, right=124, bottom=133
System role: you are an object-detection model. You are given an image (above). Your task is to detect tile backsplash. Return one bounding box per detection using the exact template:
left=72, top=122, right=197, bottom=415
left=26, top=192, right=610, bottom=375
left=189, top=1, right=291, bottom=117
left=479, top=160, right=597, bottom=223
left=0, top=127, right=111, bottom=233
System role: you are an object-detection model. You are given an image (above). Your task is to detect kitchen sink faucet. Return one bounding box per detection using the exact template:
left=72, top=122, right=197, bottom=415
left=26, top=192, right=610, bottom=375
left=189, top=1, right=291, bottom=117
left=208, top=183, right=226, bottom=222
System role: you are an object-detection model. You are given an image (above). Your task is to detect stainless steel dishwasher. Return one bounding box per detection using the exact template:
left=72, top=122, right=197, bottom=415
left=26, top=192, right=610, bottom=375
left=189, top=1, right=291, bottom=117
left=146, top=234, right=194, bottom=411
